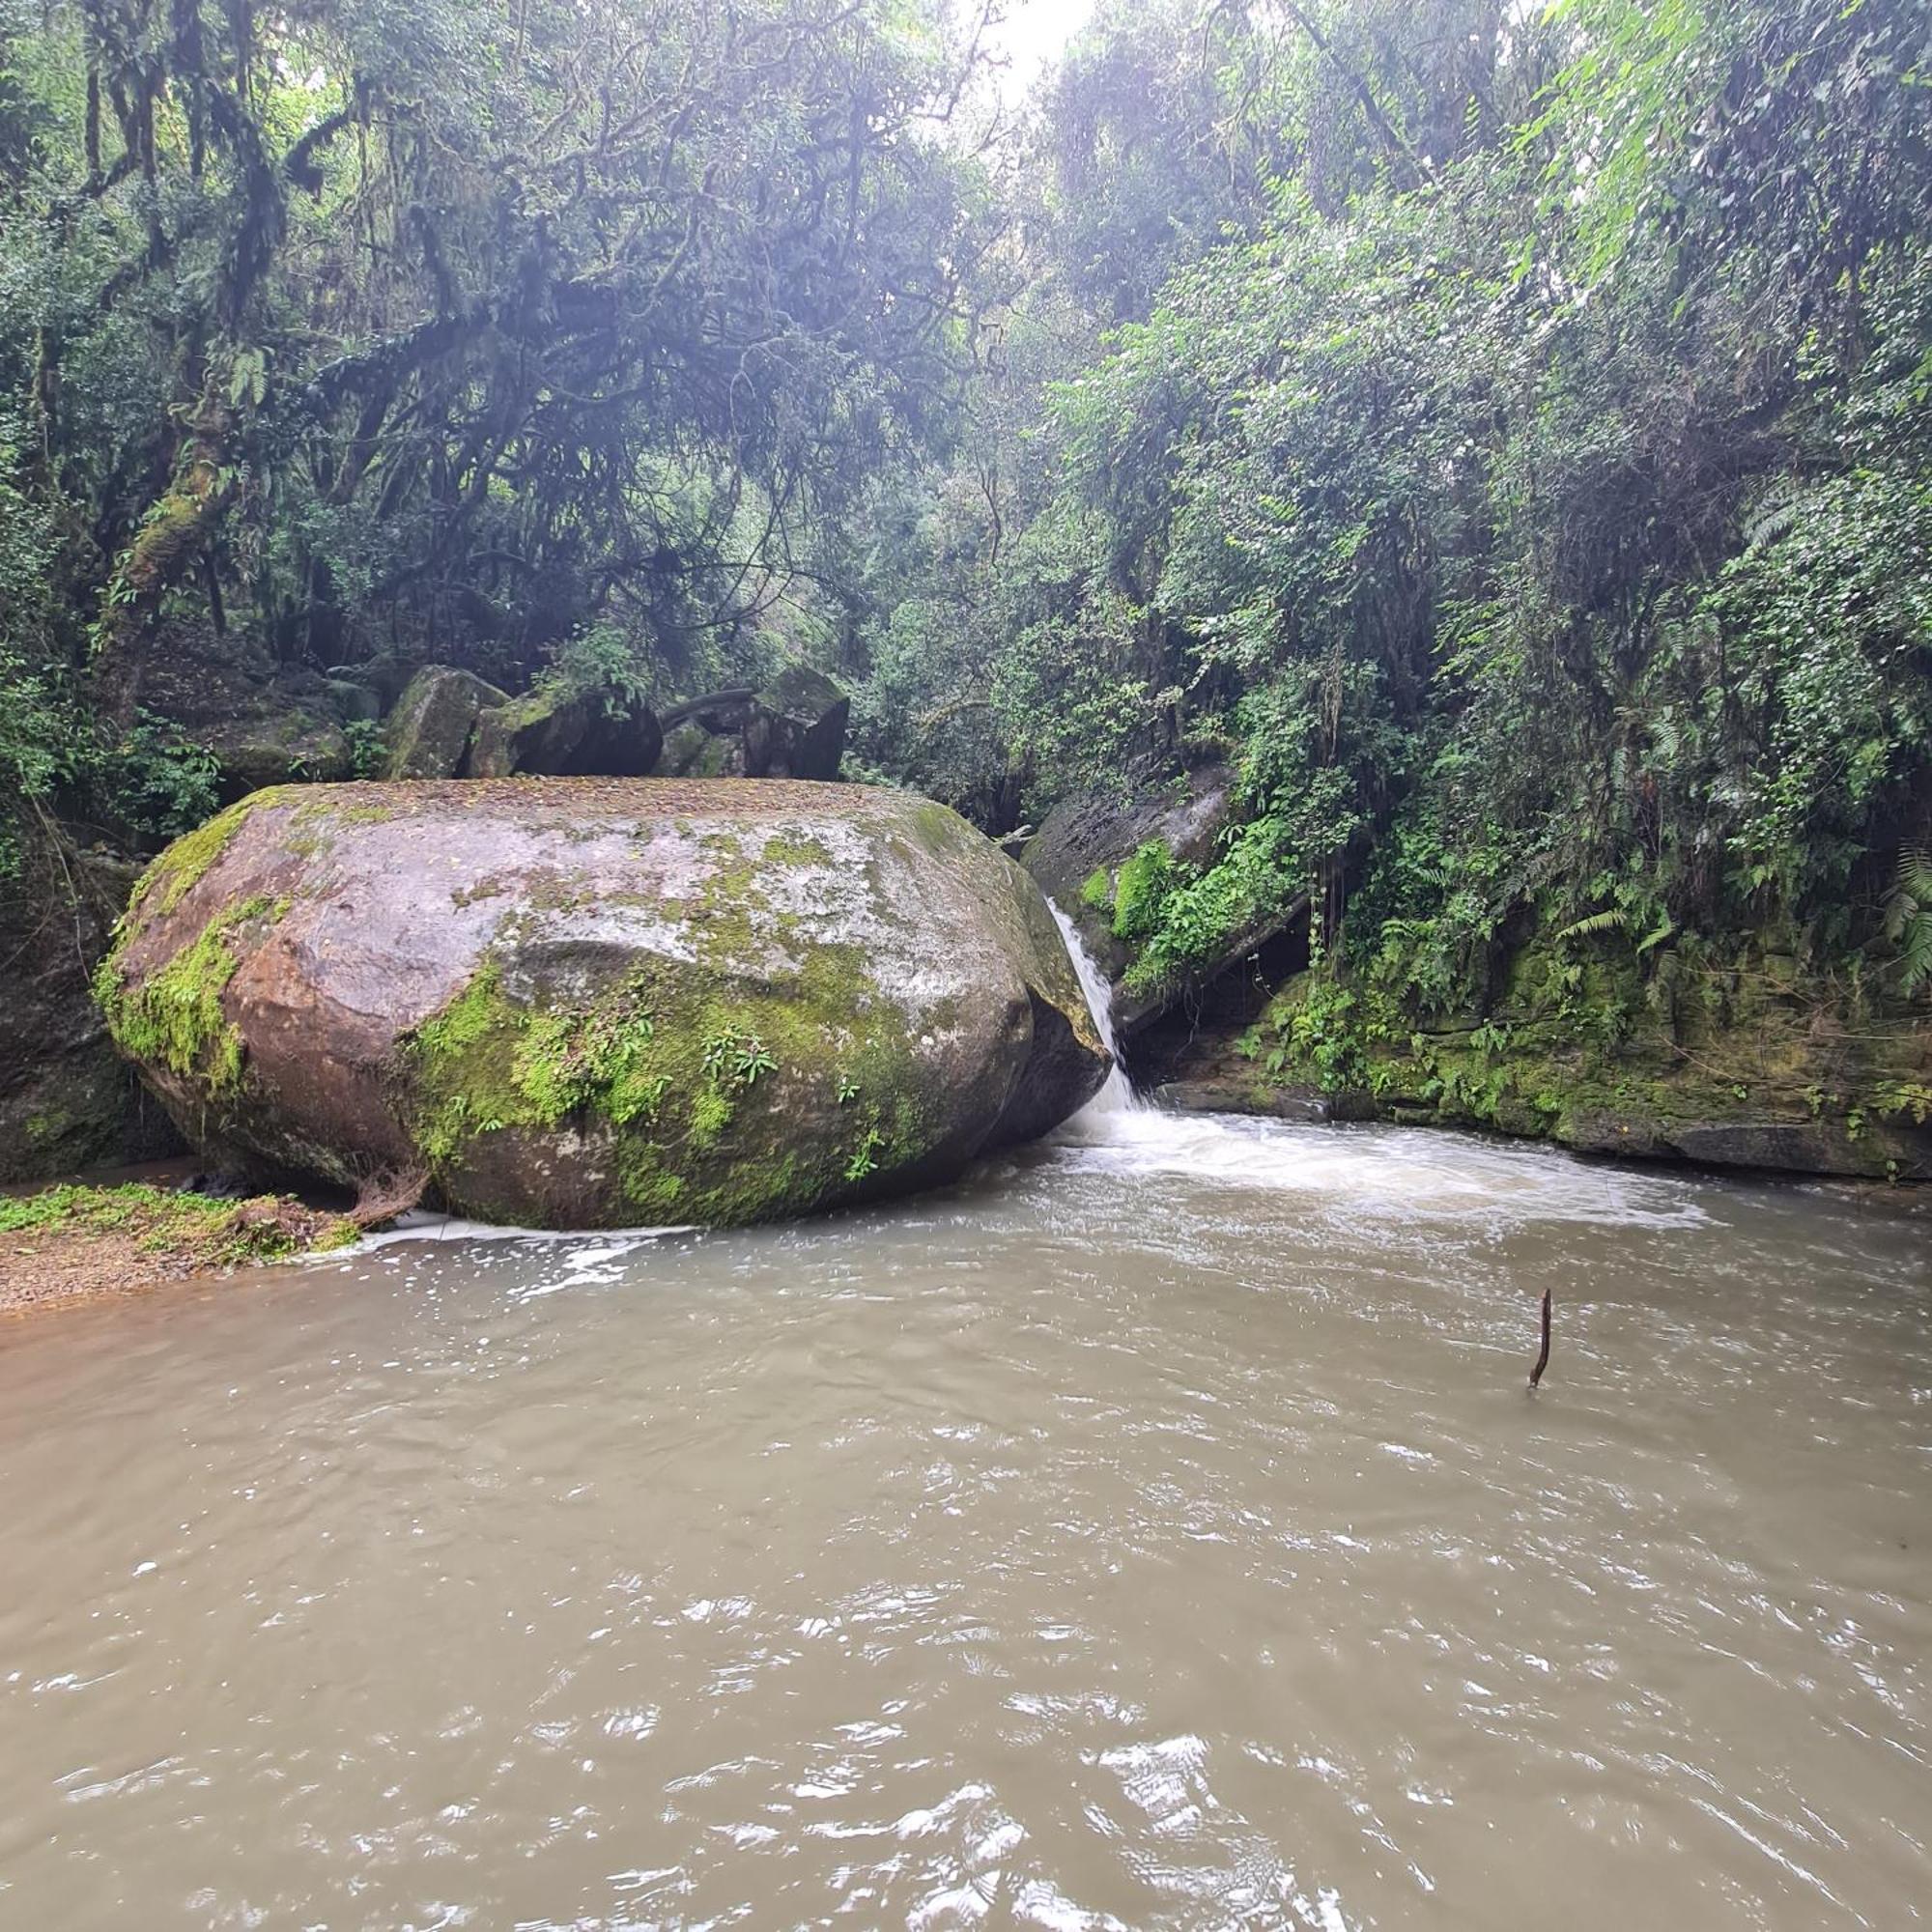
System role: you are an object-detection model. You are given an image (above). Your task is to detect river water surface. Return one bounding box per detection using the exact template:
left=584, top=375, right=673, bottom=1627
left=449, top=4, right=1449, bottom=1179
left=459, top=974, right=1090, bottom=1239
left=1, top=1111, right=1928, bottom=1929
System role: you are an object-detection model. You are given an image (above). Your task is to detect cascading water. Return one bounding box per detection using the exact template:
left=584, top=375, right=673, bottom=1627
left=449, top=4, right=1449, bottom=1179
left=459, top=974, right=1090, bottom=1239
left=1047, top=899, right=1143, bottom=1122
left=1047, top=895, right=1655, bottom=1211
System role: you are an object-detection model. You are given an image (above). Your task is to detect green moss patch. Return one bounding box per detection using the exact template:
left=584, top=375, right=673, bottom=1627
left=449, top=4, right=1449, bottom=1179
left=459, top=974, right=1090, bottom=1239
left=128, top=796, right=261, bottom=919
left=758, top=830, right=837, bottom=867
left=97, top=895, right=284, bottom=1097
left=1112, top=839, right=1175, bottom=944
left=0, top=1182, right=356, bottom=1269
left=400, top=927, right=949, bottom=1226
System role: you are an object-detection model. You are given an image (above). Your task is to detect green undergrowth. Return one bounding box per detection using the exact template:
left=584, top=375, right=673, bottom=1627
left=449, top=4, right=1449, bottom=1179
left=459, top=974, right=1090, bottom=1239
left=1097, top=822, right=1313, bottom=1000
left=1111, top=839, right=1175, bottom=945
left=0, top=1183, right=356, bottom=1267
left=1232, top=923, right=1932, bottom=1176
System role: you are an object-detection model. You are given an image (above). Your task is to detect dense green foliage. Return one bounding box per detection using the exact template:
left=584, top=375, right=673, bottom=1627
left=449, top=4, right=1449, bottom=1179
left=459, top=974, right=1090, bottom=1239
left=3, top=0, right=1929, bottom=1043
left=853, top=0, right=1932, bottom=1021
left=0, top=0, right=989, bottom=861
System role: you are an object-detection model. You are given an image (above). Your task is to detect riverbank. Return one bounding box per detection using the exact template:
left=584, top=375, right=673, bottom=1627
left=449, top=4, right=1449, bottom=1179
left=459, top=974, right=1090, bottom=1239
left=0, top=1183, right=357, bottom=1319
left=1132, top=944, right=1932, bottom=1183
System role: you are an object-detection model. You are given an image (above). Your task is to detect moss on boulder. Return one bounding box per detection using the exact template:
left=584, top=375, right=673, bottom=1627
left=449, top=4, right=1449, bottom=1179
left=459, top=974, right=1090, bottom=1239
left=130, top=628, right=361, bottom=798
left=382, top=666, right=510, bottom=780
left=660, top=720, right=746, bottom=779
left=465, top=686, right=663, bottom=780
left=97, top=778, right=1108, bottom=1227
left=655, top=668, right=850, bottom=781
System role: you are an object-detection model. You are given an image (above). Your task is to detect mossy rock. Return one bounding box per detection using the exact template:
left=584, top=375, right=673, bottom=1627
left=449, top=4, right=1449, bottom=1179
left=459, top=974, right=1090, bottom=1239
left=465, top=686, right=663, bottom=780
left=657, top=669, right=849, bottom=781
left=743, top=666, right=849, bottom=781
left=382, top=666, right=509, bottom=780
left=0, top=842, right=183, bottom=1184
left=96, top=779, right=1110, bottom=1228
left=1215, top=929, right=1932, bottom=1182
left=130, top=631, right=361, bottom=798
left=660, top=721, right=745, bottom=780
left=1017, top=761, right=1249, bottom=1036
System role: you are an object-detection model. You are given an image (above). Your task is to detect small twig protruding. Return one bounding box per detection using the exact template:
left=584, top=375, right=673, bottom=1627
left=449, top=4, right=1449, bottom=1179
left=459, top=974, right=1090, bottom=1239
left=1528, top=1288, right=1552, bottom=1389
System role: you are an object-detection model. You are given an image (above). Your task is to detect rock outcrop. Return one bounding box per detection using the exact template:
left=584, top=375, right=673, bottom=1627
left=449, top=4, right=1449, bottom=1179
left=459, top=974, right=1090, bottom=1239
left=382, top=667, right=510, bottom=780
left=742, top=666, right=850, bottom=781
left=133, top=629, right=368, bottom=797
left=378, top=667, right=664, bottom=782
left=466, top=685, right=663, bottom=780
left=1019, top=762, right=1305, bottom=1036
left=0, top=838, right=181, bottom=1182
left=658, top=669, right=850, bottom=782
left=97, top=779, right=1108, bottom=1227
left=1141, top=943, right=1932, bottom=1182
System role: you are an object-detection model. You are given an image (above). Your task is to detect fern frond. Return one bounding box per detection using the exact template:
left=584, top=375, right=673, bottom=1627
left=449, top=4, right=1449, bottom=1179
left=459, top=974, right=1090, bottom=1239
left=1896, top=842, right=1932, bottom=904
left=1553, top=907, right=1627, bottom=943
left=1886, top=846, right=1932, bottom=994
left=1742, top=478, right=1806, bottom=553
left=1896, top=918, right=1932, bottom=998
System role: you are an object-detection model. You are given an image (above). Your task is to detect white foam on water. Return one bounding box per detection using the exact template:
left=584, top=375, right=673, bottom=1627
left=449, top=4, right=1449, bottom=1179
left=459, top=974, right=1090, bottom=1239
left=1051, top=1112, right=1711, bottom=1227
left=1043, top=899, right=1709, bottom=1229
left=339, top=1210, right=700, bottom=1256
left=332, top=909, right=1706, bottom=1253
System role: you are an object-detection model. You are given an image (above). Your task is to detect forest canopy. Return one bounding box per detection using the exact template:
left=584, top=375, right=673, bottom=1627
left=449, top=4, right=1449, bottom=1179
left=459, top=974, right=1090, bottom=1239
left=2, top=0, right=1930, bottom=1018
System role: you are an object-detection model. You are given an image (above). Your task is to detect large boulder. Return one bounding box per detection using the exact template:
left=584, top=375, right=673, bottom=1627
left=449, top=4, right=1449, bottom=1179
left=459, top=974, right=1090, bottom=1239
left=743, top=666, right=849, bottom=781
left=660, top=720, right=746, bottom=780
left=656, top=668, right=850, bottom=782
left=465, top=686, right=663, bottom=780
left=382, top=666, right=510, bottom=780
left=97, top=779, right=1109, bottom=1228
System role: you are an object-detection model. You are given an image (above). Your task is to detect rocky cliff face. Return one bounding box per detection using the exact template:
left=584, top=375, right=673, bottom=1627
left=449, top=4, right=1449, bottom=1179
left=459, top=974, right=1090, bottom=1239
left=97, top=779, right=1108, bottom=1228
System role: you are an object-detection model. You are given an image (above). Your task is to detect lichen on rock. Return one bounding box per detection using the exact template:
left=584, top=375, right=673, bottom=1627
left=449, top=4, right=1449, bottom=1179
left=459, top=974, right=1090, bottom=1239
left=97, top=778, right=1108, bottom=1228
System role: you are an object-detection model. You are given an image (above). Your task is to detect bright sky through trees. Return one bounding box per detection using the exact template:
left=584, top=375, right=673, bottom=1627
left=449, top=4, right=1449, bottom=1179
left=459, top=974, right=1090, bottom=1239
left=985, top=0, right=1094, bottom=98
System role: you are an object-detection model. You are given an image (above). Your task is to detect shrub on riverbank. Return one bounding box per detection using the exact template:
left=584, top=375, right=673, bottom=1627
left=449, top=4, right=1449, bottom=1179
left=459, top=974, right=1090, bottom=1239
left=0, top=1184, right=357, bottom=1280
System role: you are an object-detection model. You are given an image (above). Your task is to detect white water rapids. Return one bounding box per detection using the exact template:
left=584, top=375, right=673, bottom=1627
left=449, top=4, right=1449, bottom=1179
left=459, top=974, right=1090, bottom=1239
left=1042, top=897, right=1725, bottom=1230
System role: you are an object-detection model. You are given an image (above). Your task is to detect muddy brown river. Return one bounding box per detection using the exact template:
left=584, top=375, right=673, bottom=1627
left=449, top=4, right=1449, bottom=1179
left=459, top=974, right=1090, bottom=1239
left=0, top=1111, right=1927, bottom=1928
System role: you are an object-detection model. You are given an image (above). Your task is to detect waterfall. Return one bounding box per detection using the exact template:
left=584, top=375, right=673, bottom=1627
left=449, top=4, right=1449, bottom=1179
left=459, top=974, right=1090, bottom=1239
left=1047, top=900, right=1142, bottom=1120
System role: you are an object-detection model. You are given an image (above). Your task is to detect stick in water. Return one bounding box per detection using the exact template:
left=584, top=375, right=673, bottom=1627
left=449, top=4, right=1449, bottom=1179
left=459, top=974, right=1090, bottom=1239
left=1528, top=1288, right=1551, bottom=1389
